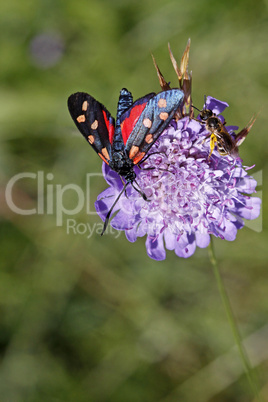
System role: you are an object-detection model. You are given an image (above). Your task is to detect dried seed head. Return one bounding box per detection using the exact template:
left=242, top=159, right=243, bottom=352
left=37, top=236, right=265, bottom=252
left=151, top=53, right=170, bottom=91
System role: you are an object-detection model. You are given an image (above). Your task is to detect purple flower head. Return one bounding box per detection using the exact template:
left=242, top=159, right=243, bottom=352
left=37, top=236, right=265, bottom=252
left=95, top=96, right=261, bottom=260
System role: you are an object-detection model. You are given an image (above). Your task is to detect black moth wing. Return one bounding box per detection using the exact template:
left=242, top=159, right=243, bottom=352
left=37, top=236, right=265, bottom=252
left=121, top=89, right=184, bottom=161
left=68, top=92, right=115, bottom=163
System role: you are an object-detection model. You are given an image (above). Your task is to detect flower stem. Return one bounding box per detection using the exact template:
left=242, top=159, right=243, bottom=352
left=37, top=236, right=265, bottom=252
left=208, top=237, right=262, bottom=401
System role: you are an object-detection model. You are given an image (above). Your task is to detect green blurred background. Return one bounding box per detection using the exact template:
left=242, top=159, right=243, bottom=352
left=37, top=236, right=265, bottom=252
left=0, top=0, right=267, bottom=401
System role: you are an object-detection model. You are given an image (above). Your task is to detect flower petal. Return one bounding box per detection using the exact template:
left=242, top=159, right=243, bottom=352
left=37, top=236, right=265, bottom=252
left=195, top=231, right=210, bottom=248
left=146, top=234, right=166, bottom=261
left=218, top=218, right=238, bottom=241
left=95, top=188, right=118, bottom=221
left=125, top=227, right=137, bottom=243
left=164, top=228, right=176, bottom=250
left=231, top=196, right=261, bottom=220
left=175, top=233, right=196, bottom=258
left=102, top=162, right=123, bottom=190
left=111, top=210, right=134, bottom=230
left=205, top=96, right=229, bottom=115
left=237, top=176, right=258, bottom=194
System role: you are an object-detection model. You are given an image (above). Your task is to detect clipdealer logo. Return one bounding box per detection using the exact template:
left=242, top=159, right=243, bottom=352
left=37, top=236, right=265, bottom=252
left=4, top=170, right=263, bottom=235
left=5, top=171, right=121, bottom=238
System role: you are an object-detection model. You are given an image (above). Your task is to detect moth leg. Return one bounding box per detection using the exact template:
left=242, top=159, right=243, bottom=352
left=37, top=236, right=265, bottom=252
left=138, top=151, right=166, bottom=166
left=131, top=180, right=148, bottom=201
left=101, top=183, right=129, bottom=235
left=138, top=151, right=177, bottom=176
left=138, top=165, right=175, bottom=177
left=119, top=176, right=129, bottom=198
left=138, top=161, right=175, bottom=177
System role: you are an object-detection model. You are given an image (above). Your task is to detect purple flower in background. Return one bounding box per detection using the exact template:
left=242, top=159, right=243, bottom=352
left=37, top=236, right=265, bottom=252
left=30, top=32, right=64, bottom=68
left=95, top=96, right=261, bottom=260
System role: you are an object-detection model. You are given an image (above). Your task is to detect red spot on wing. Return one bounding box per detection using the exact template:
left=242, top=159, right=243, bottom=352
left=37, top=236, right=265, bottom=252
left=121, top=103, right=147, bottom=145
left=102, top=111, right=115, bottom=144
left=133, top=152, right=146, bottom=164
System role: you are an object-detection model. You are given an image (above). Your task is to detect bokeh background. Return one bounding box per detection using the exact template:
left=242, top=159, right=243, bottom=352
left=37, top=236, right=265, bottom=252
left=0, top=0, right=267, bottom=401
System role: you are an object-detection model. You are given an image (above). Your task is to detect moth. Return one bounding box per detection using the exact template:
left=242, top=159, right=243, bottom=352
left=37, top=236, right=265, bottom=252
left=68, top=88, right=184, bottom=233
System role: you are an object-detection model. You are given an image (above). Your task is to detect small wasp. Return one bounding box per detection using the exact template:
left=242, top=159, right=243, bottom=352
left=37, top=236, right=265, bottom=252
left=193, top=98, right=257, bottom=160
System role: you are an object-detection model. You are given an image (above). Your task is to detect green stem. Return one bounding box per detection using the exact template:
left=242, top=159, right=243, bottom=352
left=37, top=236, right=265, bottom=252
left=208, top=237, right=262, bottom=401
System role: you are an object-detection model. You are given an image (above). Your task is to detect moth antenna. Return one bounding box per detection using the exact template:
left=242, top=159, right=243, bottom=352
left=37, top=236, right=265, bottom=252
left=101, top=183, right=129, bottom=236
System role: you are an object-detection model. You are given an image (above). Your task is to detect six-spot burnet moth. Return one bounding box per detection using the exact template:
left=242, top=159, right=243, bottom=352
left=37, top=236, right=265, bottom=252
left=68, top=88, right=184, bottom=234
